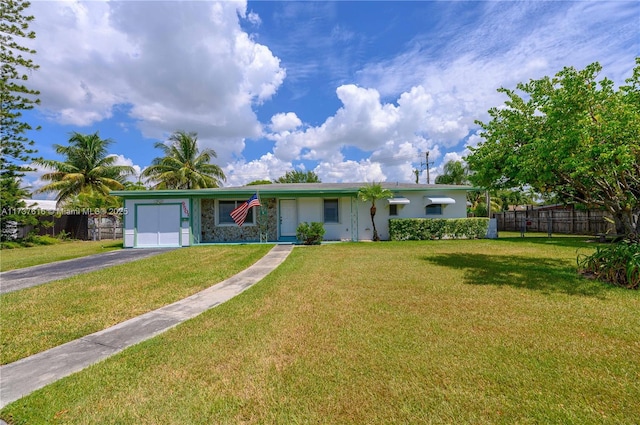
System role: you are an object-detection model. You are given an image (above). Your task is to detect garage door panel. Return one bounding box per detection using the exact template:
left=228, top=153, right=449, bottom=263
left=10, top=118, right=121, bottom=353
left=136, top=204, right=181, bottom=247
left=157, top=206, right=180, bottom=246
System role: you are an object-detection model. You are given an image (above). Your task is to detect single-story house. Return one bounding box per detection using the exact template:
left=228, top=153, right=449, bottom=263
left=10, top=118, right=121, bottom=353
left=111, top=183, right=472, bottom=248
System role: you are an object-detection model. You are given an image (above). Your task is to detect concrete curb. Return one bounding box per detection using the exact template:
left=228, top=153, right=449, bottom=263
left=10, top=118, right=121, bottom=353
left=0, top=244, right=293, bottom=409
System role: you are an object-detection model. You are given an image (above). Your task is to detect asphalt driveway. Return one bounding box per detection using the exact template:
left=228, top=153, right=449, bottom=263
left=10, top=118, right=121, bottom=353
left=0, top=248, right=176, bottom=294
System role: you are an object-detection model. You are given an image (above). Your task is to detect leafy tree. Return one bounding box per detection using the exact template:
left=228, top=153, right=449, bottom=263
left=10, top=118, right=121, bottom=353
left=1, top=0, right=41, bottom=240
left=435, top=161, right=502, bottom=216
left=247, top=179, right=272, bottom=186
left=466, top=190, right=501, bottom=217
left=0, top=175, right=37, bottom=240
left=275, top=170, right=320, bottom=183
left=34, top=132, right=135, bottom=206
left=65, top=190, right=122, bottom=212
left=495, top=189, right=535, bottom=212
left=358, top=182, right=393, bottom=241
left=123, top=180, right=147, bottom=191
left=467, top=60, right=640, bottom=235
left=435, top=161, right=470, bottom=185
left=142, top=131, right=225, bottom=189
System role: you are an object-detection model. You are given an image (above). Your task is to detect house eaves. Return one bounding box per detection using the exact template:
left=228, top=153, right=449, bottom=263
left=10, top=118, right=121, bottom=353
left=111, top=182, right=475, bottom=199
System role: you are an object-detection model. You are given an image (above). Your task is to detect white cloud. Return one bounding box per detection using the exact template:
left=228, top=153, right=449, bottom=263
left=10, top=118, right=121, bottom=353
left=110, top=154, right=142, bottom=182
left=270, top=112, right=302, bottom=132
left=22, top=164, right=52, bottom=198
left=245, top=11, right=262, bottom=26
left=265, top=83, right=457, bottom=182
left=441, top=151, right=464, bottom=165
left=223, top=153, right=293, bottom=186
left=315, top=159, right=386, bottom=183
left=29, top=0, right=285, bottom=166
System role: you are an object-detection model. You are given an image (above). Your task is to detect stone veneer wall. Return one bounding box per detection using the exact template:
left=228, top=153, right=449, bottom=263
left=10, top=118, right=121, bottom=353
left=201, top=198, right=278, bottom=242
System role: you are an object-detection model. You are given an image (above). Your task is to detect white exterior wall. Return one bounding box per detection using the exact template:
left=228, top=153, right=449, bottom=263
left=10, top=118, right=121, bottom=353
left=296, top=198, right=321, bottom=222
left=296, top=197, right=354, bottom=241
left=293, top=191, right=467, bottom=242
left=357, top=190, right=468, bottom=241
left=394, top=191, right=467, bottom=219
left=123, top=198, right=191, bottom=248
left=121, top=189, right=469, bottom=246
left=329, top=197, right=354, bottom=241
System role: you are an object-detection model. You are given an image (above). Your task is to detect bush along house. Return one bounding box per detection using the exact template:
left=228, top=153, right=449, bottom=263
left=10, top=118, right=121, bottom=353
left=111, top=183, right=472, bottom=248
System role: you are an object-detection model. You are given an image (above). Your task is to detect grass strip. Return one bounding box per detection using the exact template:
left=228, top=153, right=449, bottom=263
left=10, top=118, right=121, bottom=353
left=0, top=245, right=272, bottom=364
left=2, top=238, right=639, bottom=424
left=0, top=240, right=122, bottom=272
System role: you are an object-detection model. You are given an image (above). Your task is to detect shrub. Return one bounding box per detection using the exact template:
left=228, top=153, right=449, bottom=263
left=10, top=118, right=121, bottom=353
left=389, top=218, right=490, bottom=241
left=24, top=234, right=60, bottom=246
left=56, top=230, right=72, bottom=240
left=296, top=222, right=326, bottom=245
left=578, top=238, right=639, bottom=289
left=0, top=234, right=62, bottom=249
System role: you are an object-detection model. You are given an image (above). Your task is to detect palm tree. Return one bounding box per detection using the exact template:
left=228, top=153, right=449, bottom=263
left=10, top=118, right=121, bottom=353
left=358, top=182, right=393, bottom=241
left=35, top=132, right=134, bottom=206
left=142, top=131, right=225, bottom=189
left=435, top=160, right=470, bottom=185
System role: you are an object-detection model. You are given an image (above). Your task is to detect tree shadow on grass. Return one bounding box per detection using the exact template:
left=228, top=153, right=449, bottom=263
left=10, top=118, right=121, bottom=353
left=422, top=253, right=610, bottom=297
left=495, top=235, right=596, bottom=249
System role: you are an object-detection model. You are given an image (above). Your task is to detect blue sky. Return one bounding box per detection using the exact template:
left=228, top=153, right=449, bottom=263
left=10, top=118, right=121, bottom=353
left=22, top=0, right=639, bottom=196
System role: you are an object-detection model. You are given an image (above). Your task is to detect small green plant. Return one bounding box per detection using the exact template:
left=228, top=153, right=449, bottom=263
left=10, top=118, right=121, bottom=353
left=578, top=237, right=639, bottom=289
left=0, top=241, right=22, bottom=249
left=296, top=222, right=325, bottom=245
left=56, top=230, right=72, bottom=240
left=0, top=235, right=61, bottom=249
left=23, top=234, right=60, bottom=246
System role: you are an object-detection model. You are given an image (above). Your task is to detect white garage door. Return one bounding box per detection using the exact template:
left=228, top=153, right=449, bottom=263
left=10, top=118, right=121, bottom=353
left=136, top=204, right=181, bottom=247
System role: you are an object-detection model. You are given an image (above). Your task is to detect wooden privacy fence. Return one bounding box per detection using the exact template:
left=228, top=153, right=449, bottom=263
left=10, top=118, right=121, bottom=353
left=88, top=215, right=123, bottom=240
left=493, top=209, right=614, bottom=235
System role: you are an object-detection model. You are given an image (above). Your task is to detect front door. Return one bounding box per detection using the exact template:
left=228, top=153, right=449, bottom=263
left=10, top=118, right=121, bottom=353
left=279, top=199, right=298, bottom=238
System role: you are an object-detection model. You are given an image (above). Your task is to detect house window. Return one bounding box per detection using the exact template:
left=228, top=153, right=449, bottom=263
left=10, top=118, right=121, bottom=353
left=324, top=199, right=339, bottom=223
left=425, top=204, right=443, bottom=216
left=389, top=204, right=398, bottom=216
left=218, top=200, right=254, bottom=225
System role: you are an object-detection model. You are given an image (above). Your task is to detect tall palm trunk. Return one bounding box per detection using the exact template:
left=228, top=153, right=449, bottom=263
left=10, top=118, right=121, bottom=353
left=370, top=204, right=379, bottom=241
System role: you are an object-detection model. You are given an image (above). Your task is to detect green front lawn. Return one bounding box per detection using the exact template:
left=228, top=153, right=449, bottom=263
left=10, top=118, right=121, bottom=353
left=2, top=238, right=639, bottom=424
left=0, top=245, right=273, bottom=365
left=0, top=240, right=122, bottom=272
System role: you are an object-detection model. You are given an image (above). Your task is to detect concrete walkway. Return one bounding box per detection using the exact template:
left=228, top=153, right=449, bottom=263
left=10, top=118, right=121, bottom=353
left=0, top=244, right=293, bottom=409
left=0, top=248, right=176, bottom=294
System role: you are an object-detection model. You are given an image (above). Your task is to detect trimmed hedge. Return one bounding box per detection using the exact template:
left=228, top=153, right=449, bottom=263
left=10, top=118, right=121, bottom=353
left=389, top=218, right=490, bottom=241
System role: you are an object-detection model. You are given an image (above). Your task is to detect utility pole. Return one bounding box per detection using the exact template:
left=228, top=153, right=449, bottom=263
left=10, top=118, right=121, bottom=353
left=426, top=152, right=431, bottom=184
left=416, top=151, right=434, bottom=184
left=421, top=151, right=434, bottom=184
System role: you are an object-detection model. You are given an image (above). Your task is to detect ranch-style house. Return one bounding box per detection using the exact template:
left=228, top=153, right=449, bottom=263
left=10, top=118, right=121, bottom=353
left=111, top=182, right=472, bottom=248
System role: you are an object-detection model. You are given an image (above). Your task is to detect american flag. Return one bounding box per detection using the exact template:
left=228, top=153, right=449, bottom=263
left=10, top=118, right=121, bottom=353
left=230, top=193, right=261, bottom=227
